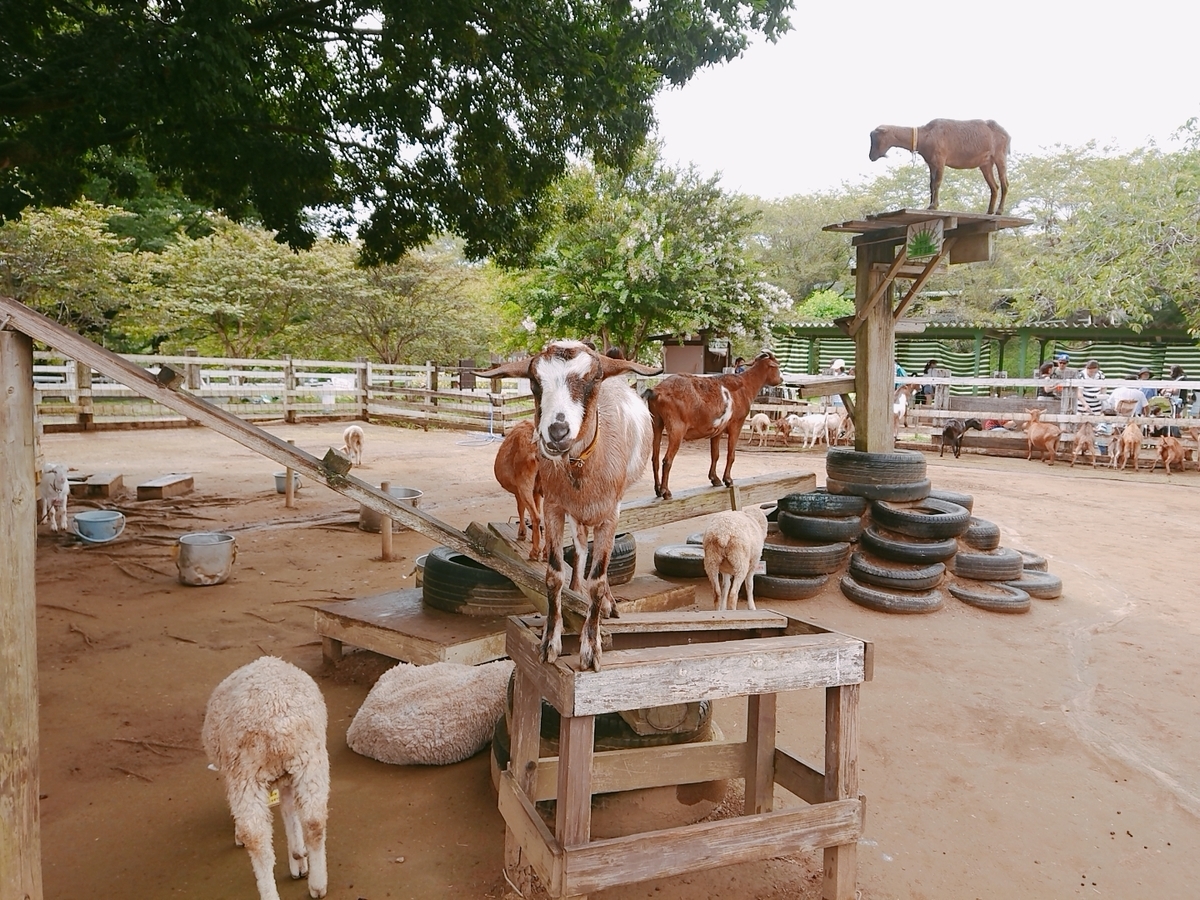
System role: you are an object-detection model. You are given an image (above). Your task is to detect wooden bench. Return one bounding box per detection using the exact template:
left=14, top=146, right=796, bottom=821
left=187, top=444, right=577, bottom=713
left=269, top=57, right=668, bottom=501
left=136, top=473, right=194, bottom=499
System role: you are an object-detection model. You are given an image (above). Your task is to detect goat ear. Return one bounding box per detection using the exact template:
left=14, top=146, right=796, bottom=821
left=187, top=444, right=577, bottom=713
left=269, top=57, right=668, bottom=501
left=477, top=358, right=533, bottom=379
left=599, top=356, right=662, bottom=378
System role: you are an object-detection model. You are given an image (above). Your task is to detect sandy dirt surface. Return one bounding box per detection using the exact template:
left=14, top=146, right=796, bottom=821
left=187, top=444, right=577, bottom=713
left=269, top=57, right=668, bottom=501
left=30, top=421, right=1200, bottom=900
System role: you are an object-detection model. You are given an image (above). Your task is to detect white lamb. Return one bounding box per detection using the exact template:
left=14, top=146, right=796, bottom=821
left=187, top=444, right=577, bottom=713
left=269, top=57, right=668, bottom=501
left=340, top=424, right=364, bottom=467
left=702, top=504, right=770, bottom=611
left=202, top=657, right=330, bottom=900
left=38, top=462, right=70, bottom=532
left=789, top=412, right=831, bottom=450
left=748, top=412, right=771, bottom=447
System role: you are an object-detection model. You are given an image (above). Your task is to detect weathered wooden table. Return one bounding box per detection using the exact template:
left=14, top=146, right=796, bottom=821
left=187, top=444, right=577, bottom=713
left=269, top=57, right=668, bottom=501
left=499, top=610, right=872, bottom=900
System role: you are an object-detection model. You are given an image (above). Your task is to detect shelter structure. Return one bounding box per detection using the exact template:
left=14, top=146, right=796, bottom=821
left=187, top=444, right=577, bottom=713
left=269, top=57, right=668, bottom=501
left=821, top=209, right=1032, bottom=451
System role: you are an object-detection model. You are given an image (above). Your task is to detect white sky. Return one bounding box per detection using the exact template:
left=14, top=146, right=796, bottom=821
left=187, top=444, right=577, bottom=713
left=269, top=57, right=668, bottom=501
left=652, top=1, right=1199, bottom=198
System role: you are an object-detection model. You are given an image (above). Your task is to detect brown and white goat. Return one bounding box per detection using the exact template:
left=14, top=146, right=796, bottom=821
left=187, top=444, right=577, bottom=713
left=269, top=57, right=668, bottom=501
left=869, top=118, right=1011, bottom=214
left=1024, top=408, right=1062, bottom=464
left=1069, top=421, right=1099, bottom=469
left=1153, top=435, right=1185, bottom=475
left=478, top=342, right=660, bottom=671
left=494, top=419, right=544, bottom=561
left=643, top=351, right=783, bottom=501
left=939, top=417, right=982, bottom=459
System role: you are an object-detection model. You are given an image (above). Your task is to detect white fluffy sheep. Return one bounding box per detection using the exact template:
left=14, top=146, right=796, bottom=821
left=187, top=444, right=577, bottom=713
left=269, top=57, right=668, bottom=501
left=202, top=657, right=329, bottom=900
left=340, top=424, right=364, bottom=467
left=702, top=505, right=770, bottom=611
left=748, top=412, right=771, bottom=447
left=38, top=462, right=70, bottom=532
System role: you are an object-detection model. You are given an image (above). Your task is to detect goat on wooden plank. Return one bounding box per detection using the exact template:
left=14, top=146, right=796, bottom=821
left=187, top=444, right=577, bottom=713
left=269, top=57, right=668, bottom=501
left=643, top=351, right=783, bottom=501
left=478, top=342, right=661, bottom=671
left=869, top=118, right=1011, bottom=214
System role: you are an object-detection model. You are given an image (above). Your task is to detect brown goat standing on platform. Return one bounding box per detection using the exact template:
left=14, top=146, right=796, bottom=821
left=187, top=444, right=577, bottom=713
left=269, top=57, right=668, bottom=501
left=494, top=419, right=544, bottom=561
left=643, top=351, right=784, bottom=501
left=869, top=118, right=1011, bottom=214
left=1024, top=408, right=1062, bottom=464
left=478, top=342, right=661, bottom=671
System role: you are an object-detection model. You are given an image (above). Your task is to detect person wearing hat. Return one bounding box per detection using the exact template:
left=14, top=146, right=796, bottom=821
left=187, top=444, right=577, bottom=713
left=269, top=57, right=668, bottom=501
left=828, top=358, right=846, bottom=375
left=1136, top=366, right=1157, bottom=402
left=1048, top=352, right=1076, bottom=395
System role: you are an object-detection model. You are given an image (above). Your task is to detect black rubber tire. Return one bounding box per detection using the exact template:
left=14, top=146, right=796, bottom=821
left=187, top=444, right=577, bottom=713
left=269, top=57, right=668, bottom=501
left=952, top=547, right=1024, bottom=582
left=826, top=476, right=932, bottom=502
left=858, top=525, right=958, bottom=563
left=752, top=573, right=828, bottom=600
left=848, top=551, right=945, bottom=591
left=422, top=546, right=536, bottom=616
left=562, top=532, right=636, bottom=586
left=928, top=488, right=974, bottom=512
left=761, top=537, right=851, bottom=577
left=777, top=510, right=863, bottom=542
left=948, top=580, right=1031, bottom=613
left=777, top=489, right=868, bottom=518
left=869, top=498, right=970, bottom=540
left=839, top=574, right=944, bottom=614
left=960, top=517, right=1001, bottom=551
left=825, top=447, right=928, bottom=485
left=686, top=531, right=704, bottom=545
left=1016, top=549, right=1048, bottom=572
left=653, top=543, right=707, bottom=578
left=1005, top=570, right=1063, bottom=599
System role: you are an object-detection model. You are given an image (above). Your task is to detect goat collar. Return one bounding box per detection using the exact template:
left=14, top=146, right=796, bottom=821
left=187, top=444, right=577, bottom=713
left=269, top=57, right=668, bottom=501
left=910, top=126, right=918, bottom=152
left=567, top=415, right=600, bottom=470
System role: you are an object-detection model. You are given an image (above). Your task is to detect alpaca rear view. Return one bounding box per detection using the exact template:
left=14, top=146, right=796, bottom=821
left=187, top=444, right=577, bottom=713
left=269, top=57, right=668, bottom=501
left=203, top=656, right=330, bottom=900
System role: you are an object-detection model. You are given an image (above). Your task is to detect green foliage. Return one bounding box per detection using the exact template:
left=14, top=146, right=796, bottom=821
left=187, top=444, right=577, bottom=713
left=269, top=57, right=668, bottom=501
left=503, top=147, right=787, bottom=359
left=1, top=0, right=791, bottom=264
left=789, top=289, right=853, bottom=322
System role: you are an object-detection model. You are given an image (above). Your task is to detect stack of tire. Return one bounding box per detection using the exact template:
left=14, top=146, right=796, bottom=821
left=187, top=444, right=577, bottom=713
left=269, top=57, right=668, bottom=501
left=421, top=545, right=538, bottom=616
left=756, top=490, right=862, bottom=600
left=948, top=506, right=1062, bottom=612
left=823, top=448, right=957, bottom=613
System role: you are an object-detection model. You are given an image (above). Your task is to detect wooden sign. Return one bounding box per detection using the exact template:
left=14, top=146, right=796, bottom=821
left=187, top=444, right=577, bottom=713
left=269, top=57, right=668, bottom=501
left=906, top=219, right=943, bottom=259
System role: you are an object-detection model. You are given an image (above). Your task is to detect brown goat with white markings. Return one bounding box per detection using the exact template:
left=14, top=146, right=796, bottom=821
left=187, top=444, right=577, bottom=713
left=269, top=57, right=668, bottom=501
left=479, top=342, right=660, bottom=671
left=494, top=419, right=544, bottom=561
left=643, top=351, right=783, bottom=501
left=869, top=118, right=1011, bottom=214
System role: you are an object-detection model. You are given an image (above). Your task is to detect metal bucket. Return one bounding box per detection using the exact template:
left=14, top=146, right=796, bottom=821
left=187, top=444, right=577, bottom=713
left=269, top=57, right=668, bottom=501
left=274, top=471, right=302, bottom=493
left=359, top=486, right=423, bottom=533
left=73, top=510, right=125, bottom=544
left=173, top=532, right=237, bottom=586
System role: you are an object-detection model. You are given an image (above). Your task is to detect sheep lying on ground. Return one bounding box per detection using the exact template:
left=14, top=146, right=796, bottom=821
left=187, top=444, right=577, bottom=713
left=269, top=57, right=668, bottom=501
left=202, top=657, right=329, bottom=900
left=748, top=413, right=771, bottom=447
left=703, top=504, right=770, bottom=611
left=340, top=425, right=364, bottom=467
left=38, top=462, right=70, bottom=532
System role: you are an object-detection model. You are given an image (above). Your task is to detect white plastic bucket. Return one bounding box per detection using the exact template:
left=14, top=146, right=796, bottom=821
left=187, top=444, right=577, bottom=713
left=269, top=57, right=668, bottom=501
left=274, top=471, right=302, bottom=493
left=73, top=510, right=126, bottom=543
left=173, top=532, right=237, bottom=586
left=359, top=486, right=423, bottom=533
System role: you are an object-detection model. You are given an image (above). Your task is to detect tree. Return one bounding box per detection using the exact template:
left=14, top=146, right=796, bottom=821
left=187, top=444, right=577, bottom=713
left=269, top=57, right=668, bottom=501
left=1, top=0, right=790, bottom=264
left=505, top=148, right=787, bottom=359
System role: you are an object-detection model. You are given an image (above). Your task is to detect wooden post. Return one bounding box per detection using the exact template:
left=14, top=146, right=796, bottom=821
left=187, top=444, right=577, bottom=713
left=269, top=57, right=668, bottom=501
left=356, top=357, right=369, bottom=421
left=823, top=683, right=860, bottom=900
left=0, top=328, right=44, bottom=900
left=379, top=480, right=393, bottom=561
left=854, top=241, right=897, bottom=452
left=505, top=669, right=544, bottom=895
left=75, top=358, right=94, bottom=430
left=284, top=439, right=296, bottom=508
left=283, top=354, right=296, bottom=424
left=744, top=693, right=777, bottom=815
left=184, top=348, right=201, bottom=390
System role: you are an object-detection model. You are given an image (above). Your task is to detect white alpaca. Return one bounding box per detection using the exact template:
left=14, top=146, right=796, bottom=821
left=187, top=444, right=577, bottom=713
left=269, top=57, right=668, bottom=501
left=38, top=463, right=70, bottom=532
left=202, top=657, right=330, bottom=900
left=702, top=504, right=770, bottom=611
left=340, top=424, right=364, bottom=467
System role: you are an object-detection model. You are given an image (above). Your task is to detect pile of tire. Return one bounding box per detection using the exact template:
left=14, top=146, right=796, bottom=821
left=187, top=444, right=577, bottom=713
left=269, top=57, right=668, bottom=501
left=826, top=447, right=930, bottom=502
left=949, top=524, right=1062, bottom=611
left=562, top=532, right=637, bottom=586
left=421, top=545, right=537, bottom=617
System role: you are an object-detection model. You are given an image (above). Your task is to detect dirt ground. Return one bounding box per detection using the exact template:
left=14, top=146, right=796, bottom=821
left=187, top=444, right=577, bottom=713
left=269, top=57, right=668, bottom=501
left=30, top=420, right=1200, bottom=900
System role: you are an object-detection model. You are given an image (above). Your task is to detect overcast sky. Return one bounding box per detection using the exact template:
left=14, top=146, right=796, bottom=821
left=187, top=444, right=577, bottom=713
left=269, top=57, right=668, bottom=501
left=652, top=1, right=1198, bottom=199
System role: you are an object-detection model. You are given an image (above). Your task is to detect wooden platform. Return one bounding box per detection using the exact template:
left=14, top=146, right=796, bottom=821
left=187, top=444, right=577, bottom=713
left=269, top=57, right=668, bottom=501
left=68, top=472, right=123, bottom=499
left=314, top=576, right=697, bottom=667
left=500, top=611, right=871, bottom=900
left=136, top=473, right=194, bottom=499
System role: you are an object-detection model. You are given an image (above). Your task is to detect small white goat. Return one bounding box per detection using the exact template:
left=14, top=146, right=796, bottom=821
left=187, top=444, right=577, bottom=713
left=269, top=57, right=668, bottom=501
left=340, top=424, right=364, bottom=467
left=748, top=412, right=771, bottom=447
left=203, top=657, right=330, bottom=900
left=790, top=412, right=831, bottom=450
left=479, top=341, right=661, bottom=671
left=38, top=463, right=70, bottom=532
left=703, top=505, right=770, bottom=611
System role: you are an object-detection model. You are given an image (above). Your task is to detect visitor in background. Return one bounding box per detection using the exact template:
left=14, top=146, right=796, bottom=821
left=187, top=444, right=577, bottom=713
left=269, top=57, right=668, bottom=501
left=1136, top=367, right=1157, bottom=402
left=1163, top=365, right=1189, bottom=417
left=1076, top=359, right=1105, bottom=414
left=1035, top=361, right=1056, bottom=397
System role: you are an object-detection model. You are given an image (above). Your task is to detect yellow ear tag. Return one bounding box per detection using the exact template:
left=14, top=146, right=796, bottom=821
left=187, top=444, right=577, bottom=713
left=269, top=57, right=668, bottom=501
left=267, top=788, right=281, bottom=808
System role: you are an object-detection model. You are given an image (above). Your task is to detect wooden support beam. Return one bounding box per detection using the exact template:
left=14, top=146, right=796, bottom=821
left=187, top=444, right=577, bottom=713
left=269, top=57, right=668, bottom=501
left=0, top=296, right=579, bottom=619
left=835, top=248, right=907, bottom=338
left=853, top=242, right=896, bottom=452
left=0, top=328, right=44, bottom=900
left=823, top=683, right=861, bottom=900
left=893, top=237, right=957, bottom=322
